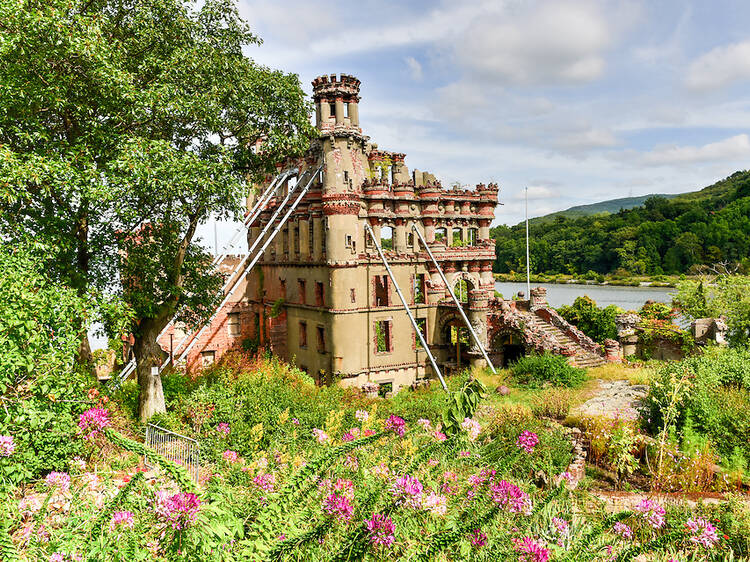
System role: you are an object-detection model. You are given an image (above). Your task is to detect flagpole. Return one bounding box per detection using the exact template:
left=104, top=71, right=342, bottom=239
left=525, top=186, right=531, bottom=298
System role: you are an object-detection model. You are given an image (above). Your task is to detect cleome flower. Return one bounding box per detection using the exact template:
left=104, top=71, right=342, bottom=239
left=45, top=472, right=71, bottom=493
left=469, top=528, right=487, bottom=548
left=516, top=431, right=539, bottom=454
left=355, top=410, right=369, bottom=422
left=109, top=510, right=135, bottom=532
left=634, top=499, right=666, bottom=529
left=215, top=423, right=230, bottom=437
left=154, top=491, right=201, bottom=530
left=222, top=450, right=241, bottom=464
left=613, top=522, right=633, bottom=539
left=422, top=491, right=448, bottom=516
left=312, top=428, right=330, bottom=444
left=77, top=408, right=111, bottom=441
left=0, top=435, right=15, bottom=457
left=384, top=415, right=406, bottom=437
left=322, top=492, right=354, bottom=521
left=512, top=536, right=550, bottom=562
left=461, top=418, right=481, bottom=441
left=489, top=480, right=532, bottom=515
left=685, top=517, right=719, bottom=549
left=391, top=475, right=423, bottom=509
left=253, top=472, right=276, bottom=492
left=366, top=513, right=395, bottom=547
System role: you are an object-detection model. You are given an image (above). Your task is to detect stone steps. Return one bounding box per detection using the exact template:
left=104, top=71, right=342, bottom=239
left=521, top=312, right=607, bottom=368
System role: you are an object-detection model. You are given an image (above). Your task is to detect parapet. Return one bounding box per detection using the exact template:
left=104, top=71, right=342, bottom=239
left=312, top=73, right=361, bottom=102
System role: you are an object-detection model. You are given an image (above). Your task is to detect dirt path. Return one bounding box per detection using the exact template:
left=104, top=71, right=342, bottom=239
left=572, top=379, right=648, bottom=420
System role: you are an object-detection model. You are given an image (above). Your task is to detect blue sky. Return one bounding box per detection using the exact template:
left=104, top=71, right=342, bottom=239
left=204, top=0, right=750, bottom=244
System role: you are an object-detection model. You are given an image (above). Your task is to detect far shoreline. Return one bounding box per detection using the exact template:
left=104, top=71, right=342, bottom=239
left=493, top=272, right=679, bottom=288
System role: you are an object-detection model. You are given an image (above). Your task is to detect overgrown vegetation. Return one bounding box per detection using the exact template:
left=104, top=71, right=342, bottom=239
left=510, top=353, right=587, bottom=388
left=557, top=296, right=619, bottom=344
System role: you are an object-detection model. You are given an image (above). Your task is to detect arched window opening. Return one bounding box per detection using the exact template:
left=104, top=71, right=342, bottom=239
left=380, top=225, right=393, bottom=250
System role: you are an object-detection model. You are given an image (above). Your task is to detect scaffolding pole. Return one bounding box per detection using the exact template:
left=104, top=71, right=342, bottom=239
left=411, top=225, right=497, bottom=374
left=161, top=168, right=315, bottom=370
left=364, top=223, right=448, bottom=392
left=173, top=165, right=322, bottom=366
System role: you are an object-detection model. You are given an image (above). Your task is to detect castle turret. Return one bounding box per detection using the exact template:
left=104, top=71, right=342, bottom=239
left=312, top=73, right=361, bottom=131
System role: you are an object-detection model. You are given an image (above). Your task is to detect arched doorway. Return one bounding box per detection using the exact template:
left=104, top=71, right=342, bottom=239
left=493, top=329, right=526, bottom=367
left=452, top=276, right=475, bottom=303
left=441, top=319, right=471, bottom=375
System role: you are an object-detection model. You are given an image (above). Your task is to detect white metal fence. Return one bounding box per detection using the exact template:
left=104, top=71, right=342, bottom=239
left=145, top=423, right=200, bottom=484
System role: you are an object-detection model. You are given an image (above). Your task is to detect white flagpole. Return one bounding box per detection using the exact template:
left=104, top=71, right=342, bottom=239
left=525, top=186, right=531, bottom=298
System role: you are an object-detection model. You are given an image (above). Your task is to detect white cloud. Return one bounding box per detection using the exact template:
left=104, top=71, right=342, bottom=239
left=641, top=134, right=750, bottom=166
left=552, top=128, right=618, bottom=150
left=454, top=1, right=611, bottom=85
left=511, top=185, right=562, bottom=200
left=404, top=56, right=424, bottom=81
left=686, top=40, right=750, bottom=91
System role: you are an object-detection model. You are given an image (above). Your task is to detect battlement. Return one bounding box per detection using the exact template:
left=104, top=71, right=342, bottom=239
left=312, top=73, right=361, bottom=101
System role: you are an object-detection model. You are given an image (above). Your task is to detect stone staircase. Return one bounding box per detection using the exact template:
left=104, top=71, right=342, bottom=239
left=520, top=311, right=607, bottom=368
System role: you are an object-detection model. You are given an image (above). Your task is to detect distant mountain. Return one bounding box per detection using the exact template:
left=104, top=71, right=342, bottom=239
left=531, top=194, right=677, bottom=224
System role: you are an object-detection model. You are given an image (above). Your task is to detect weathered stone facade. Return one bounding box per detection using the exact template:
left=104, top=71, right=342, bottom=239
left=243, top=74, right=498, bottom=393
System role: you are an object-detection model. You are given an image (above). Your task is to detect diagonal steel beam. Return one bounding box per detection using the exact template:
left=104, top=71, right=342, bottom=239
left=411, top=224, right=496, bottom=374
left=364, top=223, right=448, bottom=392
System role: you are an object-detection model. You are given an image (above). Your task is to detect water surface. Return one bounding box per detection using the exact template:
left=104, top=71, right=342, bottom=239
left=494, top=281, right=673, bottom=311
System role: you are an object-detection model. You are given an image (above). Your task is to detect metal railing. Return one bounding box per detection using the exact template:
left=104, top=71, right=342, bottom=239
left=145, top=423, right=200, bottom=484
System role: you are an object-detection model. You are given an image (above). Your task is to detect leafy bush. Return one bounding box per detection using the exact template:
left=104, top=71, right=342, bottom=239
left=0, top=243, right=94, bottom=488
left=645, top=347, right=750, bottom=463
left=557, top=296, right=620, bottom=344
left=510, top=353, right=586, bottom=388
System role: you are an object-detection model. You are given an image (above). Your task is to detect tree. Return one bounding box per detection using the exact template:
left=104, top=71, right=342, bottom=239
left=557, top=296, right=620, bottom=344
left=675, top=274, right=750, bottom=347
left=0, top=0, right=314, bottom=420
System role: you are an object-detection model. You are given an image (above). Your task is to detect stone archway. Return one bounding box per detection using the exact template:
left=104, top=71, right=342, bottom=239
left=492, top=328, right=526, bottom=367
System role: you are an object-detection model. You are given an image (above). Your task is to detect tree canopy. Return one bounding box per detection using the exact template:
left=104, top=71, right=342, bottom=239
left=0, top=0, right=314, bottom=419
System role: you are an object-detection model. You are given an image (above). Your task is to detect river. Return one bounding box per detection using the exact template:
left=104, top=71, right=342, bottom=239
left=494, top=281, right=673, bottom=311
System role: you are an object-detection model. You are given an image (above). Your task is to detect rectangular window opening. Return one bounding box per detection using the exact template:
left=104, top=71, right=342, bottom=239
left=315, top=281, right=324, bottom=307
left=414, top=274, right=426, bottom=304
left=227, top=312, right=241, bottom=336
left=201, top=350, right=216, bottom=366
left=298, top=279, right=306, bottom=305
left=415, top=318, right=427, bottom=349
left=374, top=275, right=389, bottom=307
left=376, top=320, right=392, bottom=353
left=299, top=321, right=307, bottom=348
left=317, top=326, right=326, bottom=353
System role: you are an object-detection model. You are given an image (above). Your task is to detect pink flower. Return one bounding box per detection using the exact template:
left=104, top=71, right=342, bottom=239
left=223, top=450, right=240, bottom=464
left=363, top=429, right=377, bottom=437
left=385, top=415, right=406, bottom=437
left=371, top=462, right=390, bottom=478
left=0, top=435, right=15, bottom=457
left=551, top=517, right=569, bottom=536
left=355, top=410, right=369, bottom=422
left=366, top=513, right=395, bottom=547
left=48, top=554, right=65, bottom=562
left=215, top=423, right=230, bottom=436
left=613, top=522, right=632, bottom=539
left=291, top=418, right=300, bottom=425
left=77, top=408, right=111, bottom=440
left=634, top=499, right=666, bottom=529
left=312, top=428, right=330, bottom=444
left=516, top=431, right=539, bottom=454
left=461, top=418, right=481, bottom=441
left=685, top=517, right=719, bottom=549
left=469, top=528, right=488, bottom=548
left=322, top=493, right=354, bottom=521
left=391, top=475, right=423, bottom=508
left=513, top=536, right=550, bottom=562
left=344, top=455, right=359, bottom=471
left=253, top=472, right=276, bottom=492
left=489, top=480, right=532, bottom=515
left=45, top=472, right=71, bottom=492
left=422, top=492, right=447, bottom=516
left=109, top=511, right=135, bottom=531
left=433, top=431, right=447, bottom=442
left=459, top=450, right=471, bottom=458
left=418, top=418, right=433, bottom=431
left=154, top=491, right=201, bottom=530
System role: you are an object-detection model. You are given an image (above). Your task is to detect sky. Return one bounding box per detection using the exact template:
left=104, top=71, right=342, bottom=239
left=199, top=0, right=750, bottom=251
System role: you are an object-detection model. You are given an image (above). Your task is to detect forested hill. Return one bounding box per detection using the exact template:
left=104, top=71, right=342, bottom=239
left=491, top=170, right=750, bottom=276
left=530, top=193, right=676, bottom=223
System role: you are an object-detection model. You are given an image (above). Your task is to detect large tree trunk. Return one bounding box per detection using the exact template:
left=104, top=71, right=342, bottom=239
left=134, top=324, right=167, bottom=422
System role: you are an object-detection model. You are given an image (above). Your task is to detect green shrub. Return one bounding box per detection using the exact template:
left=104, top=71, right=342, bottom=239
left=558, top=296, right=620, bottom=343
left=510, top=353, right=586, bottom=388
left=645, top=347, right=750, bottom=462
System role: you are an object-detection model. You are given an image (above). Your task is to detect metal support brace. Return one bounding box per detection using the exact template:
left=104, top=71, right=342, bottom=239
left=364, top=223, right=448, bottom=392
left=114, top=167, right=297, bottom=384
left=173, top=166, right=323, bottom=366
left=411, top=224, right=496, bottom=374
left=162, top=168, right=315, bottom=370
